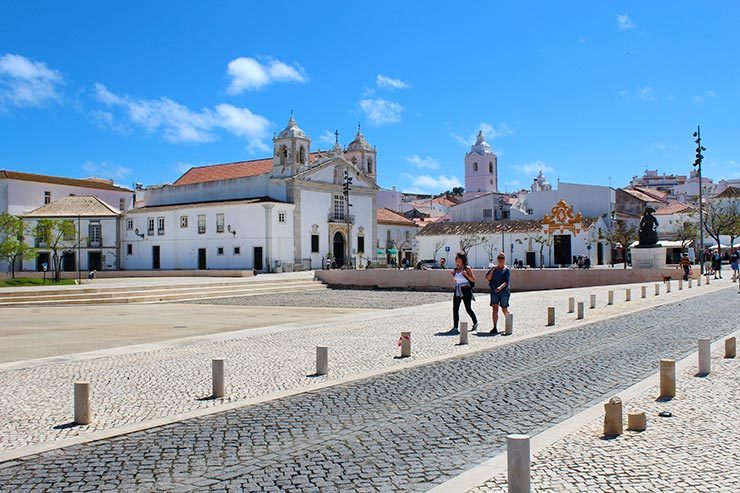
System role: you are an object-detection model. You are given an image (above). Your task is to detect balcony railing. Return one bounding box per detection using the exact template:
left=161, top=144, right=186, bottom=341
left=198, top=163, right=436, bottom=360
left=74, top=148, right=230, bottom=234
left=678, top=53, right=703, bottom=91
left=328, top=212, right=355, bottom=223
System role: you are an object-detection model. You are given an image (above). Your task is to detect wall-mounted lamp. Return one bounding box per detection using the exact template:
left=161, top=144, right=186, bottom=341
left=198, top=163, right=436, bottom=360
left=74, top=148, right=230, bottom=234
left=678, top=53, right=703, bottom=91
left=227, top=225, right=237, bottom=237
left=134, top=228, right=145, bottom=239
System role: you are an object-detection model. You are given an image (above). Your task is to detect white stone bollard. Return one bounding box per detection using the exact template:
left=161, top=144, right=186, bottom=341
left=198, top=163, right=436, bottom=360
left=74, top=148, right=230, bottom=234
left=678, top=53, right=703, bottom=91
left=698, top=275, right=702, bottom=286
left=659, top=359, right=676, bottom=399
left=725, top=337, right=736, bottom=359
left=706, top=275, right=710, bottom=285
left=507, top=434, right=531, bottom=493
left=547, top=307, right=555, bottom=326
left=400, top=331, right=411, bottom=357
left=212, top=359, right=225, bottom=398
left=698, top=338, right=711, bottom=376
left=689, top=278, right=693, bottom=288
left=505, top=313, right=514, bottom=335
left=627, top=411, right=647, bottom=432
left=459, top=321, right=469, bottom=345
left=316, top=346, right=328, bottom=375
left=577, top=302, right=584, bottom=320
left=625, top=288, right=631, bottom=302
left=655, top=283, right=660, bottom=296
left=679, top=279, right=683, bottom=290
left=666, top=281, right=671, bottom=293
left=568, top=296, right=575, bottom=313
left=641, top=286, right=647, bottom=299
left=589, top=294, right=596, bottom=309
left=603, top=396, right=623, bottom=437
left=74, top=382, right=92, bottom=425
left=607, top=290, right=614, bottom=305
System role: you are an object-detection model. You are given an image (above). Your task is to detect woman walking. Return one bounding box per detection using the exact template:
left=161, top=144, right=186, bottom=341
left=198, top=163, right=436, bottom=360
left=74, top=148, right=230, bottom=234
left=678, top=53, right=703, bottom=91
left=485, top=252, right=511, bottom=335
left=447, top=252, right=478, bottom=334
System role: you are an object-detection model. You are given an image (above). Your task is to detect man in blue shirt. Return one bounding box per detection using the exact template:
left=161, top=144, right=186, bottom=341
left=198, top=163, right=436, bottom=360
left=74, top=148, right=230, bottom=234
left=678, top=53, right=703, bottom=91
left=485, top=252, right=511, bottom=335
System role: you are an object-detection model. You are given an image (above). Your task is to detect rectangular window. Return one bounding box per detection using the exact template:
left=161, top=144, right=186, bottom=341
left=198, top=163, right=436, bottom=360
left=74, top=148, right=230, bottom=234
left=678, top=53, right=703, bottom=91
left=217, top=246, right=224, bottom=255
left=386, top=230, right=391, bottom=243
left=502, top=210, right=510, bottom=220
left=358, top=236, right=365, bottom=253
left=147, top=218, right=155, bottom=236
left=483, top=208, right=493, bottom=219
left=89, top=223, right=101, bottom=244
left=404, top=231, right=410, bottom=241
left=119, top=198, right=125, bottom=211
left=198, top=214, right=206, bottom=234
left=126, top=244, right=133, bottom=255
left=180, top=216, right=188, bottom=228
left=333, top=194, right=344, bottom=219
left=157, top=217, right=165, bottom=235
left=233, top=246, right=241, bottom=255
left=44, top=191, right=51, bottom=204
left=126, top=219, right=133, bottom=231
left=216, top=213, right=225, bottom=233
left=278, top=211, right=286, bottom=223
left=311, top=234, right=320, bottom=253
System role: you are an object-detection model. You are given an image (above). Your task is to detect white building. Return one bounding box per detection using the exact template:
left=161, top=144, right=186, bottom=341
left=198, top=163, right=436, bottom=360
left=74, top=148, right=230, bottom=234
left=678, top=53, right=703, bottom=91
left=449, top=192, right=511, bottom=222
left=376, top=208, right=420, bottom=266
left=510, top=180, right=615, bottom=221
left=22, top=196, right=122, bottom=272
left=123, top=116, right=379, bottom=272
left=463, top=130, right=498, bottom=200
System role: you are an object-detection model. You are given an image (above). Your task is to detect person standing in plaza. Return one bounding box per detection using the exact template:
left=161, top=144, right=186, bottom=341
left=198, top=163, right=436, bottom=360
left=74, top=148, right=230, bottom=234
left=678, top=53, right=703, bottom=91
left=680, top=253, right=691, bottom=281
left=713, top=250, right=722, bottom=279
left=447, top=252, right=478, bottom=334
left=731, top=248, right=739, bottom=282
left=485, top=252, right=511, bottom=335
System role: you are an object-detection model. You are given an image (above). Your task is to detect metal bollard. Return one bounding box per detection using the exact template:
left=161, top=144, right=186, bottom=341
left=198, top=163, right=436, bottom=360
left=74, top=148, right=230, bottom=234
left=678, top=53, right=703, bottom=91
left=576, top=301, right=584, bottom=320
left=725, top=337, right=736, bottom=358
left=590, top=294, right=596, bottom=309
left=547, top=307, right=555, bottom=326
left=74, top=382, right=92, bottom=425
left=698, top=338, right=711, bottom=376
left=659, top=359, right=675, bottom=399
left=641, top=286, right=647, bottom=299
left=603, top=396, right=623, bottom=437
left=568, top=296, right=575, bottom=313
left=655, top=283, right=660, bottom=296
left=505, top=313, right=514, bottom=335
left=212, top=359, right=225, bottom=398
left=459, top=322, right=469, bottom=345
left=400, top=331, right=411, bottom=357
left=507, top=434, right=531, bottom=493
left=316, top=346, right=328, bottom=376
left=625, top=288, right=631, bottom=302
left=607, top=290, right=614, bottom=305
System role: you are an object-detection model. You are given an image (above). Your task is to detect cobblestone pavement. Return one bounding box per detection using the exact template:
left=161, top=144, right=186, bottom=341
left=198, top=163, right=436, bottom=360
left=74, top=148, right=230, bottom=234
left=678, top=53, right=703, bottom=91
left=0, top=287, right=737, bottom=492
left=0, top=280, right=730, bottom=455
left=471, top=346, right=740, bottom=493
left=186, top=289, right=453, bottom=309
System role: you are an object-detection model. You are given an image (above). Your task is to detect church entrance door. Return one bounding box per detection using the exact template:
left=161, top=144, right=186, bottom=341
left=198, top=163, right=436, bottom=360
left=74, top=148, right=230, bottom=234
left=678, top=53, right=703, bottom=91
left=553, top=234, right=572, bottom=266
left=333, top=231, right=345, bottom=267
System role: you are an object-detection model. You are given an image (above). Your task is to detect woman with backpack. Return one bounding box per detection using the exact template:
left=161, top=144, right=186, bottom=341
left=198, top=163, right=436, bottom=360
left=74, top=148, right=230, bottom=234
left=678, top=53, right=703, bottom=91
left=446, top=252, right=478, bottom=335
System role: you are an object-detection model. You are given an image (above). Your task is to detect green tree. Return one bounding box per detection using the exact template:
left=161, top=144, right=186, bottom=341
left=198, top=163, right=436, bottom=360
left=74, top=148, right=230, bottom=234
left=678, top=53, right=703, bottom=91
left=605, top=220, right=638, bottom=269
left=459, top=234, right=485, bottom=256
left=672, top=219, right=699, bottom=254
left=0, top=213, right=35, bottom=278
left=35, top=219, right=77, bottom=282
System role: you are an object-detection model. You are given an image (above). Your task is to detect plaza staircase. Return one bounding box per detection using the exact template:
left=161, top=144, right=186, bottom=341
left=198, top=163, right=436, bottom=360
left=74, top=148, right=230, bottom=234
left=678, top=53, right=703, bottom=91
left=0, top=276, right=327, bottom=307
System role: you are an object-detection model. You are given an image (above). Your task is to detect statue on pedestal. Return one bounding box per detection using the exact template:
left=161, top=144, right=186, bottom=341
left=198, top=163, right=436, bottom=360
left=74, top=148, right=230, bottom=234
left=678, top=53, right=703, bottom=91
left=637, top=207, right=660, bottom=247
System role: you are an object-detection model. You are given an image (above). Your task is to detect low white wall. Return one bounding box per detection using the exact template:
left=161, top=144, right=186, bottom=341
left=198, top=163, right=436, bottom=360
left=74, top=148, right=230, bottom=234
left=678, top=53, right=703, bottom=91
left=0, top=269, right=255, bottom=279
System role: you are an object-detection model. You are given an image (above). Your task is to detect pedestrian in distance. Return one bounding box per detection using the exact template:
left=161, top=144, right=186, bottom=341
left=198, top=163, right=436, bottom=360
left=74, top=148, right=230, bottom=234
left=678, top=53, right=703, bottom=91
left=485, top=252, right=511, bottom=335
left=447, top=252, right=478, bottom=335
left=731, top=248, right=739, bottom=283
left=439, top=257, right=446, bottom=269
left=680, top=253, right=691, bottom=281
left=713, top=250, right=722, bottom=279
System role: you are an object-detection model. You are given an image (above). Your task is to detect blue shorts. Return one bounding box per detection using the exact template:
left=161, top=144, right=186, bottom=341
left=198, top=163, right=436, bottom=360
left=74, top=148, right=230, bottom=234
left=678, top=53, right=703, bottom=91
left=490, top=291, right=510, bottom=308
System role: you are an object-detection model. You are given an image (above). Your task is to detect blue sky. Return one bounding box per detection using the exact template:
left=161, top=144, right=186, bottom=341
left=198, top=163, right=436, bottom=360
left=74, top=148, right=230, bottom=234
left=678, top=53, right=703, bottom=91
left=1, top=1, right=739, bottom=194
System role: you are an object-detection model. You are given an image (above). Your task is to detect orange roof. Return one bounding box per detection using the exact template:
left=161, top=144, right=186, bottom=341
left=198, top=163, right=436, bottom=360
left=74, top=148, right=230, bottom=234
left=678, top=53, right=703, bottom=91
left=0, top=170, right=131, bottom=192
left=631, top=186, right=669, bottom=202
left=377, top=208, right=416, bottom=226
left=654, top=202, right=694, bottom=215
left=174, top=158, right=273, bottom=186
left=622, top=187, right=669, bottom=204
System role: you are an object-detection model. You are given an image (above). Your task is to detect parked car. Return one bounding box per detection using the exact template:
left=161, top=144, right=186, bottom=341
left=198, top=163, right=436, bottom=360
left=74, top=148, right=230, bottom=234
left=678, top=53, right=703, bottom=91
left=418, top=259, right=440, bottom=269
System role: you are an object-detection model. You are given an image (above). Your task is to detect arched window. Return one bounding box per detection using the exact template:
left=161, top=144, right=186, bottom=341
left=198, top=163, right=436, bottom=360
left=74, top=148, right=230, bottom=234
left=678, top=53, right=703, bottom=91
left=473, top=162, right=478, bottom=172
left=351, top=156, right=357, bottom=166
left=299, top=146, right=306, bottom=164
left=280, top=146, right=288, bottom=164
left=367, top=158, right=373, bottom=174
left=489, top=162, right=493, bottom=173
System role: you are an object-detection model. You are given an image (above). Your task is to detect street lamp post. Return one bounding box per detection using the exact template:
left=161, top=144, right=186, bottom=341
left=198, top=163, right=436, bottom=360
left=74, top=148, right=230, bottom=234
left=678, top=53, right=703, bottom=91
left=343, top=168, right=353, bottom=269
left=693, top=126, right=706, bottom=274
left=499, top=196, right=505, bottom=253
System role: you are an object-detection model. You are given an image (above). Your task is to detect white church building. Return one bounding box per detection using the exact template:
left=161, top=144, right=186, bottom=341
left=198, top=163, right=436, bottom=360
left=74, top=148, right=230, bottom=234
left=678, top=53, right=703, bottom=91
left=122, top=116, right=379, bottom=272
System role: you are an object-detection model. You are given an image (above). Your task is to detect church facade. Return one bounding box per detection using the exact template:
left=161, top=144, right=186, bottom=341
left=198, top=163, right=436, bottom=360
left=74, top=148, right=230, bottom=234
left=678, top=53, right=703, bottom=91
left=121, top=116, right=379, bottom=272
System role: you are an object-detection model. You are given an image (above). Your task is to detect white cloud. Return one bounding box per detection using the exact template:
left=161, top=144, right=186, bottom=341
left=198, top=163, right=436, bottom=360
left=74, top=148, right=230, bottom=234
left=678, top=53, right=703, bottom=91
left=617, top=13, right=634, bottom=31
left=376, top=74, right=409, bottom=89
left=319, top=130, right=337, bottom=146
left=619, top=87, right=665, bottom=102
left=82, top=160, right=132, bottom=181
left=637, top=86, right=654, bottom=101
left=452, top=122, right=513, bottom=147
left=174, top=162, right=193, bottom=174
left=503, top=179, right=522, bottom=189
left=93, top=83, right=271, bottom=151
left=405, top=155, right=440, bottom=170
left=513, top=161, right=555, bottom=176
left=359, top=98, right=403, bottom=125
left=402, top=173, right=462, bottom=194
left=692, top=90, right=716, bottom=104
left=0, top=53, right=63, bottom=107
left=226, top=57, right=306, bottom=93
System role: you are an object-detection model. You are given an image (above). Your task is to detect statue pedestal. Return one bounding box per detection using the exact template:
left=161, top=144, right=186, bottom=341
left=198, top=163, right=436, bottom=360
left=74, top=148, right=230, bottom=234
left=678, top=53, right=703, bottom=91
left=631, top=246, right=667, bottom=269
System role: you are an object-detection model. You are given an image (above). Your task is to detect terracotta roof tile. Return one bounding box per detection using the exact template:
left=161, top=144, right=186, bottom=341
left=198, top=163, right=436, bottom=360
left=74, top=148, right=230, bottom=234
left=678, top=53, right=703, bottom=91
left=173, top=158, right=273, bottom=186
left=654, top=202, right=694, bottom=215
left=715, top=186, right=740, bottom=198
left=417, top=217, right=599, bottom=236
left=376, top=208, right=417, bottom=226
left=23, top=196, right=122, bottom=217
left=0, top=170, right=132, bottom=192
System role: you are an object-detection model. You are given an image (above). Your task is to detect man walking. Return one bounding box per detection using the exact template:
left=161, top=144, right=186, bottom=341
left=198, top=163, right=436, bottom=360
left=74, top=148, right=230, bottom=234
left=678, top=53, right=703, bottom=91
left=680, top=253, right=691, bottom=281
left=731, top=248, right=739, bottom=282
left=485, top=252, right=511, bottom=335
